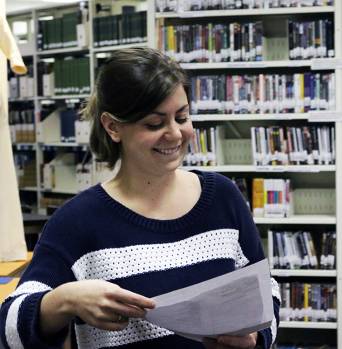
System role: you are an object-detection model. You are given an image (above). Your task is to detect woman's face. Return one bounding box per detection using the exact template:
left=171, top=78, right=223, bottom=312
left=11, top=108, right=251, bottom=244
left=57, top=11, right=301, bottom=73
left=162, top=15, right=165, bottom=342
left=116, top=85, right=194, bottom=177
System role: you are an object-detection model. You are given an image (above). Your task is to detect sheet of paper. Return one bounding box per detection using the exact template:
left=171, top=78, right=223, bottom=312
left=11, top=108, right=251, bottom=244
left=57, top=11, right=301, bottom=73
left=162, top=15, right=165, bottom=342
left=145, top=259, right=273, bottom=342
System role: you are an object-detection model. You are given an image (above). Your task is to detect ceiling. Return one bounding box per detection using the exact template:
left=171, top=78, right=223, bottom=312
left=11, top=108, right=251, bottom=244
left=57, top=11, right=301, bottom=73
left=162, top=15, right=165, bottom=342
left=6, top=0, right=79, bottom=14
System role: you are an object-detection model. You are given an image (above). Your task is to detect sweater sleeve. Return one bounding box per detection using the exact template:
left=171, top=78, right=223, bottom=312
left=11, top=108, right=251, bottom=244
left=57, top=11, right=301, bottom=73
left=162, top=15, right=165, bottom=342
left=223, top=177, right=281, bottom=349
left=0, top=225, right=76, bottom=349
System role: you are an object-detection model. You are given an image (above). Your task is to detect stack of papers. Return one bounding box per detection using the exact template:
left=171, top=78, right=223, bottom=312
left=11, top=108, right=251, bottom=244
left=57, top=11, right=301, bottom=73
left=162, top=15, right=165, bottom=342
left=145, top=259, right=273, bottom=342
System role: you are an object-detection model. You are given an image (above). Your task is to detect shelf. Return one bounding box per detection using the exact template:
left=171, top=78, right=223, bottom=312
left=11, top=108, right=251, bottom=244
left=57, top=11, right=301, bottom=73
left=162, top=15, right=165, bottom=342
left=254, top=215, right=336, bottom=225
left=40, top=142, right=88, bottom=148
left=279, top=321, right=337, bottom=329
left=179, top=59, right=341, bottom=70
left=40, top=188, right=78, bottom=195
left=271, top=269, right=336, bottom=277
left=92, top=42, right=148, bottom=53
left=19, top=187, right=38, bottom=192
left=182, top=165, right=335, bottom=173
left=37, top=47, right=89, bottom=56
left=37, top=95, right=90, bottom=100
left=191, top=112, right=338, bottom=122
left=9, top=98, right=34, bottom=102
left=156, top=6, right=334, bottom=18
left=191, top=113, right=310, bottom=121
left=12, top=143, right=36, bottom=150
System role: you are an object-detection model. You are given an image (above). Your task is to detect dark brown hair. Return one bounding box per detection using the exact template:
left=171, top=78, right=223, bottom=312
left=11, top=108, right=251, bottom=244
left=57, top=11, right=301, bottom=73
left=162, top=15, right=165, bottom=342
left=82, top=47, right=189, bottom=169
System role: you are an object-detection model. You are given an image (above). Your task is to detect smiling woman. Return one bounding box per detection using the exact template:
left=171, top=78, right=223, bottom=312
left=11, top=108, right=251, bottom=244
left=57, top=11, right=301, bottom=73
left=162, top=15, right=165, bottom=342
left=84, top=47, right=190, bottom=171
left=100, top=85, right=193, bottom=178
left=0, top=47, right=280, bottom=349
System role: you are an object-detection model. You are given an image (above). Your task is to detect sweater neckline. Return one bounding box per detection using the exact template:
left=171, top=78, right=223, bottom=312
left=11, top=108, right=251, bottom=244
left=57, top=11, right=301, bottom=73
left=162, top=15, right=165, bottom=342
left=92, top=170, right=215, bottom=233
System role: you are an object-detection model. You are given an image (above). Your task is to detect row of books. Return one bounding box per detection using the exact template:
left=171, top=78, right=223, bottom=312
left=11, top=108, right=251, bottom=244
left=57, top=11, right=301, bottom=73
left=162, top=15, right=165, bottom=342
left=9, top=108, right=35, bottom=143
left=93, top=11, right=147, bottom=47
left=159, top=22, right=263, bottom=62
left=40, top=196, right=68, bottom=211
left=8, top=65, right=34, bottom=99
left=279, top=282, right=336, bottom=322
left=38, top=57, right=90, bottom=96
left=252, top=178, right=291, bottom=218
left=289, top=20, right=334, bottom=60
left=184, top=126, right=217, bottom=166
left=159, top=22, right=263, bottom=63
left=156, top=0, right=334, bottom=12
left=269, top=230, right=336, bottom=270
left=37, top=10, right=86, bottom=50
left=190, top=73, right=335, bottom=114
left=14, top=153, right=37, bottom=188
left=37, top=107, right=80, bottom=143
left=251, top=125, right=335, bottom=166
left=159, top=19, right=334, bottom=63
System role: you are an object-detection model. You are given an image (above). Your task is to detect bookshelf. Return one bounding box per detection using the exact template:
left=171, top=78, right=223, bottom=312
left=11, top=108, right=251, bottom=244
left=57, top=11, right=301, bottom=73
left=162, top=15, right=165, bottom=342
left=149, top=0, right=341, bottom=348
left=7, top=0, right=148, bottom=215
left=6, top=0, right=342, bottom=347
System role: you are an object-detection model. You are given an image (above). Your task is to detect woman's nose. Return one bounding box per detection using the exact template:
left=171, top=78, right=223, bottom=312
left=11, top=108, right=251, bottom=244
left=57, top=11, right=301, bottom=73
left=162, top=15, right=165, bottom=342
left=164, top=121, right=182, bottom=140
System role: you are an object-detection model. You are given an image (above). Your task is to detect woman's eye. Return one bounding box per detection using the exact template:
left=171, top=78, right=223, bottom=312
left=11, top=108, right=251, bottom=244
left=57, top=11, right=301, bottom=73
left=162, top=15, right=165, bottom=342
left=146, top=123, right=163, bottom=130
left=176, top=116, right=189, bottom=124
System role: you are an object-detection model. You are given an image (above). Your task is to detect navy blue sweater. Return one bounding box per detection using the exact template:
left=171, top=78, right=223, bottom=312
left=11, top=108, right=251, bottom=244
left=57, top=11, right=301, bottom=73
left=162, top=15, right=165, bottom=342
left=0, top=171, right=280, bottom=349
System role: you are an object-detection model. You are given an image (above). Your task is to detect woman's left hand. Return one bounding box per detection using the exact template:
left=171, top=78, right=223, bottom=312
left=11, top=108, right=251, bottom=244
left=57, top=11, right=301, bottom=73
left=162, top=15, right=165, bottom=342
left=203, top=332, right=258, bottom=349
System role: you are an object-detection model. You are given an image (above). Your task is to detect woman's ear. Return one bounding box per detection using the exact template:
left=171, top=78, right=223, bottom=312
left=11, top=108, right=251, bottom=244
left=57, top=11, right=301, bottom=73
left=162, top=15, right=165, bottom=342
left=100, top=112, right=121, bottom=143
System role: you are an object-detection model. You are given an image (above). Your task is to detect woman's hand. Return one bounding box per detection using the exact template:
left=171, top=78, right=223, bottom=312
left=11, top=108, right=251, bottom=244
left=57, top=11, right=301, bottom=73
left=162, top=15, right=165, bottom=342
left=203, top=332, right=258, bottom=349
left=65, top=280, right=155, bottom=331
left=40, top=280, right=155, bottom=336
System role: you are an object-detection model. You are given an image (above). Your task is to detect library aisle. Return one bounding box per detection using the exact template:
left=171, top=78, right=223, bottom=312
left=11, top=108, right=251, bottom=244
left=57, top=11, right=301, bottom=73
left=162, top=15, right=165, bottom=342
left=3, top=0, right=342, bottom=348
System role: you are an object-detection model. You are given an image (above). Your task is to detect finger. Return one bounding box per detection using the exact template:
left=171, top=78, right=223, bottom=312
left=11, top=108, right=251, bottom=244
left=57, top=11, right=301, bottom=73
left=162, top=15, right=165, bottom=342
left=103, top=302, right=147, bottom=318
left=106, top=287, right=155, bottom=309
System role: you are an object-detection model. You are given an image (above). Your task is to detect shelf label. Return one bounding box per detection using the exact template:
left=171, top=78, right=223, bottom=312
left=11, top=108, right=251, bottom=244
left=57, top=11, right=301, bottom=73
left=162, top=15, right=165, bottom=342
left=178, top=11, right=202, bottom=18
left=287, top=166, right=320, bottom=173
left=255, top=166, right=285, bottom=172
left=288, top=60, right=311, bottom=67
left=272, top=114, right=296, bottom=120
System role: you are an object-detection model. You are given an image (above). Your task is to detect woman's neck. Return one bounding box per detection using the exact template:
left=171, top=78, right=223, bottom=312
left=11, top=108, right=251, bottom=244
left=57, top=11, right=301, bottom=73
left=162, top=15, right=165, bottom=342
left=102, top=167, right=201, bottom=220
left=105, top=163, right=182, bottom=203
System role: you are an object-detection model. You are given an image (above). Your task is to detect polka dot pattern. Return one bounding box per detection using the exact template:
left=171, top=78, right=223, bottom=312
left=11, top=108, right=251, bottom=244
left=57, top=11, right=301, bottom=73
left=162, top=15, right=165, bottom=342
left=75, top=318, right=174, bottom=349
left=72, top=229, right=249, bottom=281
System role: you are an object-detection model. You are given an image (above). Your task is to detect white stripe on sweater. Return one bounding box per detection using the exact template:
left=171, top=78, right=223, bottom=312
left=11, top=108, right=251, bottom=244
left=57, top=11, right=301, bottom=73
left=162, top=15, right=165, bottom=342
left=5, top=294, right=27, bottom=349
left=5, top=281, right=52, bottom=300
left=271, top=277, right=281, bottom=302
left=75, top=319, right=173, bottom=349
left=3, top=281, right=52, bottom=349
left=270, top=316, right=278, bottom=345
left=72, top=229, right=249, bottom=281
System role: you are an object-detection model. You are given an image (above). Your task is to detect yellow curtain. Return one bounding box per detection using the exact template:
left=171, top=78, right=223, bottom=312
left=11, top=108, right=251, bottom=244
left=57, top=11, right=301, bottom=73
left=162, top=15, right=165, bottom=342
left=0, top=0, right=28, bottom=261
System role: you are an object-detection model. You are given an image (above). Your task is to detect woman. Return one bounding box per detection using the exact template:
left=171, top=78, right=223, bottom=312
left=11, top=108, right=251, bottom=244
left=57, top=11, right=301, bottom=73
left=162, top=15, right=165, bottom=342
left=0, top=47, right=280, bottom=349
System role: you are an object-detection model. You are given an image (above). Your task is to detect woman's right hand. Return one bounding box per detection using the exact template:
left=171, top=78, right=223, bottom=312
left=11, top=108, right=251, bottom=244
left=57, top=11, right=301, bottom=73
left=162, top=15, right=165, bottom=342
left=64, top=280, right=155, bottom=331
left=40, top=280, right=155, bottom=335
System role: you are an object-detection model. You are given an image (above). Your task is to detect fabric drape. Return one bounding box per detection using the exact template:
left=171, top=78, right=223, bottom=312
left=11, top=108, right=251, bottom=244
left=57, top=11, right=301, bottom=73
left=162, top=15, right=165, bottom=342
left=0, top=0, right=28, bottom=261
